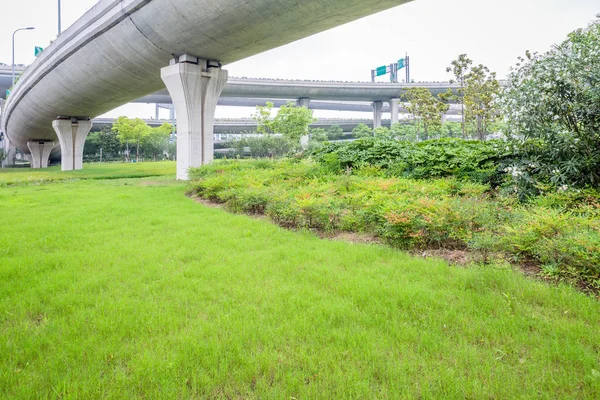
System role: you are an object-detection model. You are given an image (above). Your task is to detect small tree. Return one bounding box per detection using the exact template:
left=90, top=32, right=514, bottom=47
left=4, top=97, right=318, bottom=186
left=113, top=117, right=151, bottom=162
left=352, top=123, right=373, bottom=138
left=402, top=87, right=449, bottom=141
left=464, top=64, right=501, bottom=140
left=447, top=54, right=473, bottom=138
left=326, top=124, right=344, bottom=140
left=142, top=123, right=172, bottom=161
left=500, top=17, right=600, bottom=189
left=390, top=123, right=418, bottom=141
left=253, top=102, right=316, bottom=143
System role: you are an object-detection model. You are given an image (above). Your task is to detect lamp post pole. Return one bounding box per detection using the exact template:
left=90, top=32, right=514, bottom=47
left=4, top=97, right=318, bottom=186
left=58, top=0, right=62, bottom=35
left=11, top=27, right=35, bottom=87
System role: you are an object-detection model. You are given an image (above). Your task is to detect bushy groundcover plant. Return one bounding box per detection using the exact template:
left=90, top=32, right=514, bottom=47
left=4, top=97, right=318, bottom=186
left=309, top=137, right=516, bottom=185
left=188, top=159, right=600, bottom=291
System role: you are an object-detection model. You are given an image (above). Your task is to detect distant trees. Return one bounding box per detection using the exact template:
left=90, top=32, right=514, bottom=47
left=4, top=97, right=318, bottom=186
left=446, top=54, right=501, bottom=140
left=401, top=87, right=449, bottom=141
left=253, top=101, right=316, bottom=142
left=83, top=118, right=174, bottom=162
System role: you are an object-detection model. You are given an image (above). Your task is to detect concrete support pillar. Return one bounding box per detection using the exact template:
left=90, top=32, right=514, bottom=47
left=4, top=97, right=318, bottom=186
left=27, top=141, right=54, bottom=169
left=2, top=141, right=16, bottom=167
left=389, top=98, right=400, bottom=125
left=52, top=118, right=93, bottom=171
left=441, top=113, right=448, bottom=124
left=161, top=55, right=228, bottom=180
left=296, top=98, right=310, bottom=108
left=372, top=101, right=383, bottom=129
left=296, top=98, right=311, bottom=149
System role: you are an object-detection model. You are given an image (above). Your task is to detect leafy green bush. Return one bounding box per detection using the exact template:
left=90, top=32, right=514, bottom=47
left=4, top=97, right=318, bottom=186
left=310, top=137, right=515, bottom=184
left=225, top=135, right=298, bottom=158
left=500, top=20, right=600, bottom=193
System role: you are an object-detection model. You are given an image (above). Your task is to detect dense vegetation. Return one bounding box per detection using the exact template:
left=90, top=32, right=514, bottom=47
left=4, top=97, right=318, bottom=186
left=1, top=164, right=599, bottom=398
left=310, top=137, right=514, bottom=184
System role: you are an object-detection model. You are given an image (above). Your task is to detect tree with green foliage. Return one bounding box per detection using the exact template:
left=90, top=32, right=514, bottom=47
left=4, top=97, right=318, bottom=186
left=390, top=123, right=418, bottom=141
left=500, top=17, right=600, bottom=190
left=326, top=124, right=344, bottom=140
left=142, top=123, right=172, bottom=161
left=113, top=117, right=151, bottom=162
left=463, top=64, right=501, bottom=140
left=309, top=128, right=328, bottom=142
left=252, top=101, right=316, bottom=142
left=352, top=123, right=373, bottom=138
left=84, top=126, right=123, bottom=161
left=373, top=126, right=391, bottom=138
left=446, top=54, right=473, bottom=138
left=401, top=87, right=449, bottom=141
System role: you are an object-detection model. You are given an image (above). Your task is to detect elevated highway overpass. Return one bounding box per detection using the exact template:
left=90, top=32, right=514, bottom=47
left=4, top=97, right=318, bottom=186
left=1, top=0, right=422, bottom=178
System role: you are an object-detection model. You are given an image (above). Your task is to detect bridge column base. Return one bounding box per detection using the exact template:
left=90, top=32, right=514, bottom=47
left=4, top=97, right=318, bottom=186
left=161, top=55, right=228, bottom=180
left=372, top=101, right=383, bottom=129
left=2, top=142, right=16, bottom=167
left=52, top=118, right=93, bottom=171
left=27, top=141, right=54, bottom=169
left=389, top=98, right=400, bottom=125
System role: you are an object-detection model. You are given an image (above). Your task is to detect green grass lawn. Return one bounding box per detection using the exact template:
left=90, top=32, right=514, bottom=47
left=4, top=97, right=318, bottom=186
left=0, top=161, right=176, bottom=186
left=1, top=164, right=599, bottom=398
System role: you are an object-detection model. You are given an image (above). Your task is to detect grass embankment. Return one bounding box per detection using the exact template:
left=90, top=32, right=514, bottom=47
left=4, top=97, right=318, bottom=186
left=1, top=164, right=599, bottom=398
left=188, top=159, right=600, bottom=292
left=0, top=161, right=175, bottom=186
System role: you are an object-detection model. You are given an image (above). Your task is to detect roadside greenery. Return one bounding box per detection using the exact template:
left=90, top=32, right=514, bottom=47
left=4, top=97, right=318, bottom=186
left=2, top=168, right=600, bottom=398
left=252, top=101, right=316, bottom=142
left=84, top=118, right=174, bottom=162
left=310, top=137, right=514, bottom=184
left=188, top=159, right=600, bottom=291
left=401, top=87, right=449, bottom=140
left=500, top=18, right=600, bottom=194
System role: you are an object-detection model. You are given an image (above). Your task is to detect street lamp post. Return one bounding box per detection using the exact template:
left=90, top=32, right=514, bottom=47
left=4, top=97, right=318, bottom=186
left=58, top=0, right=62, bottom=35
left=11, top=27, right=35, bottom=87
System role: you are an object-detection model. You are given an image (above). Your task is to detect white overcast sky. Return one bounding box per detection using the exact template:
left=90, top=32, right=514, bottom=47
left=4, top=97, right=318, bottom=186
left=0, top=0, right=597, bottom=119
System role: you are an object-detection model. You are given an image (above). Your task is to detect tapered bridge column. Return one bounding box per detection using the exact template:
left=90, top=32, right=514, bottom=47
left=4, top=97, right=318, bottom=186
left=27, top=140, right=54, bottom=168
left=161, top=55, right=228, bottom=180
left=52, top=118, right=93, bottom=171
left=372, top=101, right=383, bottom=129
left=2, top=140, right=16, bottom=167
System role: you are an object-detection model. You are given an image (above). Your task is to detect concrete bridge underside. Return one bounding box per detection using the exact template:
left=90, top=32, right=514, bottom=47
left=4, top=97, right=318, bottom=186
left=2, top=0, right=414, bottom=178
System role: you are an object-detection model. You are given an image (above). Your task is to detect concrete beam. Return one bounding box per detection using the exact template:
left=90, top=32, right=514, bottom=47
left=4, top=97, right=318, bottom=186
left=161, top=56, right=228, bottom=180
left=372, top=101, right=383, bottom=129
left=52, top=119, right=93, bottom=171
left=27, top=141, right=55, bottom=169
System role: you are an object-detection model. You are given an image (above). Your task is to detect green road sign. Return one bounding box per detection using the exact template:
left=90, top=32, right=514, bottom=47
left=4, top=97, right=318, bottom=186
left=397, top=58, right=405, bottom=70
left=34, top=46, right=44, bottom=56
left=5, top=89, right=10, bottom=97
left=376, top=65, right=387, bottom=76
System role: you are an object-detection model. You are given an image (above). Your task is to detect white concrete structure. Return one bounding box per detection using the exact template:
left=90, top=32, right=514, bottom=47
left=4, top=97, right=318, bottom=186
left=52, top=119, right=93, bottom=171
left=161, top=56, right=228, bottom=180
left=27, top=141, right=54, bottom=169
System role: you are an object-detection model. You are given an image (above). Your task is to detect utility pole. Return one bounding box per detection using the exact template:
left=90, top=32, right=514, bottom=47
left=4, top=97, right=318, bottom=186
left=58, top=0, right=62, bottom=35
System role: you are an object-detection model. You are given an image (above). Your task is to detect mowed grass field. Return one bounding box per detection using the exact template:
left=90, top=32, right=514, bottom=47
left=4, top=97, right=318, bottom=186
left=0, top=163, right=599, bottom=398
left=0, top=161, right=176, bottom=186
